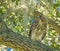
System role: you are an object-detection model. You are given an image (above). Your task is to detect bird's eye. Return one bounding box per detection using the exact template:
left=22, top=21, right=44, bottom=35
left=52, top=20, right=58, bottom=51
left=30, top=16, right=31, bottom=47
left=39, top=15, right=41, bottom=17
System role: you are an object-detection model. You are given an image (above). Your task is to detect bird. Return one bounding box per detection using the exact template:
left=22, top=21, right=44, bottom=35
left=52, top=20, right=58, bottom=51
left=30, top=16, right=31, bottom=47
left=29, top=11, right=47, bottom=42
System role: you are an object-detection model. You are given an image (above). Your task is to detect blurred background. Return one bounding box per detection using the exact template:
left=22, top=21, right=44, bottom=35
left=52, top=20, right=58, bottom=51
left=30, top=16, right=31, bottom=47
left=0, top=0, right=60, bottom=51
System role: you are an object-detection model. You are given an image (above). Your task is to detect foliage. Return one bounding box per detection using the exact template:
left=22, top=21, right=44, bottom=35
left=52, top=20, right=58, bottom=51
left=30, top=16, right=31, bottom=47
left=0, top=0, right=60, bottom=50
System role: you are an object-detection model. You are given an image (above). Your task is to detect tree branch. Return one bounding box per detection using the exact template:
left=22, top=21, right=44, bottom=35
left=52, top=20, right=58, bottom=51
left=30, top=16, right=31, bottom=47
left=0, top=21, right=58, bottom=51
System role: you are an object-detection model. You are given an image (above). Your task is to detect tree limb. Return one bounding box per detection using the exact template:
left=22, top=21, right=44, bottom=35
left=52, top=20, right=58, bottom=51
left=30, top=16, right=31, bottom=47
left=0, top=20, right=58, bottom=51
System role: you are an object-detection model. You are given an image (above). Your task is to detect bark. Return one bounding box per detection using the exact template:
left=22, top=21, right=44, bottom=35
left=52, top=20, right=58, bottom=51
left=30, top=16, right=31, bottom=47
left=0, top=20, right=59, bottom=51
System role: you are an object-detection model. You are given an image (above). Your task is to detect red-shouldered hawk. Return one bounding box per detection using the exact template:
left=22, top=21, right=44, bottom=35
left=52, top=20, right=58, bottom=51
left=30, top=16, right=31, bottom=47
left=29, top=11, right=47, bottom=42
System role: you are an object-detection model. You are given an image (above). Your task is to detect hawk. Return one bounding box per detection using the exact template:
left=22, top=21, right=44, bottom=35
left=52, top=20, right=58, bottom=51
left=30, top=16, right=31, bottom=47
left=29, top=11, right=47, bottom=42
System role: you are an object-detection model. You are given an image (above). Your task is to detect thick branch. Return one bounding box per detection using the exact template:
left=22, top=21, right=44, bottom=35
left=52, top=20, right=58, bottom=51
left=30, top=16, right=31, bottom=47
left=0, top=21, right=58, bottom=51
